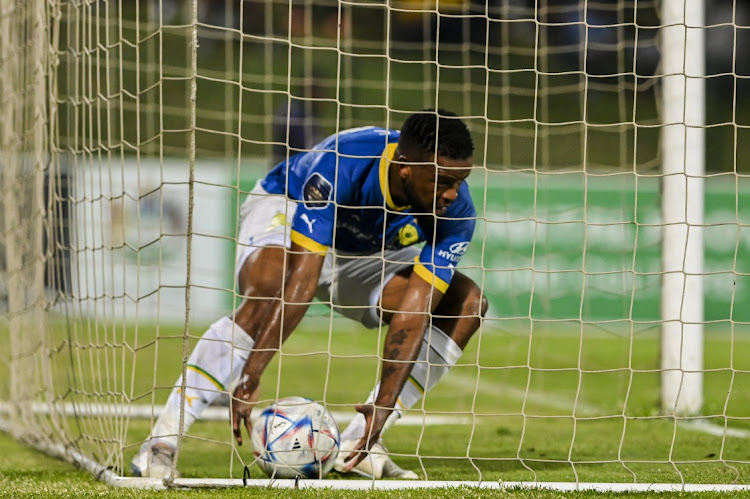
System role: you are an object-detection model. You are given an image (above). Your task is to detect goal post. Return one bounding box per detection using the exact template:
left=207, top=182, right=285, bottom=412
left=660, top=0, right=705, bottom=416
left=1, top=0, right=54, bottom=439
left=3, top=0, right=750, bottom=493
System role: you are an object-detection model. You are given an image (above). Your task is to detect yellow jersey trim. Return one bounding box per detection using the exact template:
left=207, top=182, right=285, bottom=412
left=412, top=257, right=450, bottom=293
left=290, top=230, right=328, bottom=255
left=378, top=142, right=410, bottom=212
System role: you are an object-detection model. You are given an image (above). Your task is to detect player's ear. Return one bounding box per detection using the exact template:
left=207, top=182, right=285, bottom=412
left=396, top=154, right=411, bottom=178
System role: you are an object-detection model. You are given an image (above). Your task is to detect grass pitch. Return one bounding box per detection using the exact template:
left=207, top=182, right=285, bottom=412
left=135, top=318, right=750, bottom=484
left=0, top=429, right=747, bottom=499
left=2, top=316, right=750, bottom=496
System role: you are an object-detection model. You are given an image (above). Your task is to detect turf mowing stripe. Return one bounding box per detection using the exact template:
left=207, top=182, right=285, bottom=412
left=444, top=372, right=604, bottom=416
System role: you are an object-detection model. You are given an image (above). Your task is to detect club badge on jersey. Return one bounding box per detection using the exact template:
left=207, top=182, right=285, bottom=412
left=303, top=173, right=332, bottom=210
left=397, top=223, right=420, bottom=247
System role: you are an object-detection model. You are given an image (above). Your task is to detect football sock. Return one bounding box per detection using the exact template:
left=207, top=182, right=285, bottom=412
left=340, top=325, right=463, bottom=442
left=149, top=316, right=254, bottom=448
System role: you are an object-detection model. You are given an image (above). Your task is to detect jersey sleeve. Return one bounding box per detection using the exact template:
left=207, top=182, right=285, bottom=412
left=413, top=185, right=476, bottom=293
left=289, top=151, right=347, bottom=254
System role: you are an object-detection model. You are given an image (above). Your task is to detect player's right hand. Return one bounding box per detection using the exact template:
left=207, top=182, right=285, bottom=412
left=231, top=374, right=259, bottom=446
left=343, top=402, right=392, bottom=471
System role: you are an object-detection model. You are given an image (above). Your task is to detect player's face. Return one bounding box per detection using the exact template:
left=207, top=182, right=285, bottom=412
left=403, top=154, right=472, bottom=216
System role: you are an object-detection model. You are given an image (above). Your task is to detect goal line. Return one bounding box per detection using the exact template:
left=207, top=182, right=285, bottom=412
left=109, top=478, right=750, bottom=493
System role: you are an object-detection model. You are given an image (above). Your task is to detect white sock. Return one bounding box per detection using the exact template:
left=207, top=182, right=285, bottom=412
left=340, top=326, right=463, bottom=442
left=149, top=317, right=254, bottom=448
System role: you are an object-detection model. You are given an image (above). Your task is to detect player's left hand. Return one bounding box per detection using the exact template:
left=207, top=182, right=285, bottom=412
left=343, top=403, right=393, bottom=471
left=231, top=374, right=259, bottom=446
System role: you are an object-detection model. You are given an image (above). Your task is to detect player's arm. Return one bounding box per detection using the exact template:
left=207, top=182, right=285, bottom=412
left=231, top=240, right=325, bottom=445
left=232, top=149, right=343, bottom=445
left=344, top=269, right=444, bottom=469
left=379, top=270, right=443, bottom=407
left=345, top=189, right=475, bottom=468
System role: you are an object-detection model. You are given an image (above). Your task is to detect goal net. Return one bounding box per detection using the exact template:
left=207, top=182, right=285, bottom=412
left=2, top=0, right=750, bottom=491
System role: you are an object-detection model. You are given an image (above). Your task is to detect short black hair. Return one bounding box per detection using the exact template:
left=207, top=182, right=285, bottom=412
left=398, top=109, right=474, bottom=160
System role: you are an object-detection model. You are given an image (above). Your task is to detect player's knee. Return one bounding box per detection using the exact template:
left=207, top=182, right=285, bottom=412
left=457, top=288, right=486, bottom=347
left=447, top=280, right=485, bottom=331
left=242, top=272, right=281, bottom=298
left=238, top=247, right=285, bottom=298
left=462, top=281, right=487, bottom=320
left=479, top=292, right=489, bottom=319
left=439, top=275, right=485, bottom=320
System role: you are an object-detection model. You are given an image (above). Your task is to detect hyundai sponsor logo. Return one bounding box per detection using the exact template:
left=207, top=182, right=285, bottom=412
left=449, top=241, right=470, bottom=255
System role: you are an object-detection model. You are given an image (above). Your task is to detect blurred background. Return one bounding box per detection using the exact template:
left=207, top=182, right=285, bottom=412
left=54, top=0, right=750, bottom=173
left=34, top=0, right=749, bottom=327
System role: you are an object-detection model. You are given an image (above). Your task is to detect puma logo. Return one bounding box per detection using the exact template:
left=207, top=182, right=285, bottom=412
left=178, top=388, right=200, bottom=407
left=300, top=213, right=317, bottom=233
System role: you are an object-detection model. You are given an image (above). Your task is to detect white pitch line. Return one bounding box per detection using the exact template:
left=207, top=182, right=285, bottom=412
left=108, top=477, right=750, bottom=492
left=680, top=419, right=750, bottom=439
left=4, top=400, right=749, bottom=437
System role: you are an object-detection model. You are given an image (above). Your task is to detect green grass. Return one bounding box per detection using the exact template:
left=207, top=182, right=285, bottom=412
left=2, top=430, right=749, bottom=499
left=3, top=316, right=750, bottom=494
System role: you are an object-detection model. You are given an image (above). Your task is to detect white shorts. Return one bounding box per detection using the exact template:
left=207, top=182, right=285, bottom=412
left=235, top=181, right=420, bottom=328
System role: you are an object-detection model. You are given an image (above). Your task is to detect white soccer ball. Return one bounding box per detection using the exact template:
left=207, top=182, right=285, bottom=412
left=251, top=396, right=340, bottom=479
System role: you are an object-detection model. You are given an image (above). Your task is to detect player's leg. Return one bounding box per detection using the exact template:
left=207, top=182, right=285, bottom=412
left=380, top=270, right=486, bottom=421
left=131, top=183, right=292, bottom=478
left=150, top=247, right=286, bottom=438
left=130, top=315, right=255, bottom=478
left=429, top=271, right=488, bottom=348
left=378, top=268, right=487, bottom=348
left=319, top=248, right=482, bottom=478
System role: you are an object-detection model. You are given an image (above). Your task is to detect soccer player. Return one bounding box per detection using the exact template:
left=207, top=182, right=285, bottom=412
left=131, top=109, right=488, bottom=479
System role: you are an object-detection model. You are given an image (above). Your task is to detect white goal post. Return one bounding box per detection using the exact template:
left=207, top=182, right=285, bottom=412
left=2, top=0, right=750, bottom=493
left=660, top=0, right=705, bottom=417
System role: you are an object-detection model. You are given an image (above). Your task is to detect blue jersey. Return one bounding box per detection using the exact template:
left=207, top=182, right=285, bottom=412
left=261, top=126, right=476, bottom=293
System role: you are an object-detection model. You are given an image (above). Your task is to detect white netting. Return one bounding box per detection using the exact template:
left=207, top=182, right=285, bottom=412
left=2, top=0, right=750, bottom=490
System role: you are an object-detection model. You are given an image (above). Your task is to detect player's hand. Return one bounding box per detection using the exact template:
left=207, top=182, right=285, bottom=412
left=231, top=375, right=259, bottom=446
left=343, top=403, right=392, bottom=471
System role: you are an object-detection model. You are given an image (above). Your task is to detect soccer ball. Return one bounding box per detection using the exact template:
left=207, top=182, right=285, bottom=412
left=251, top=396, right=340, bottom=479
